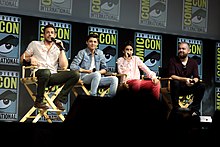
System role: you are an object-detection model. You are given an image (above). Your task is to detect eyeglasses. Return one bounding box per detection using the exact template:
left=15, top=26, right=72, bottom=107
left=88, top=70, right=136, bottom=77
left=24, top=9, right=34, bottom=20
left=125, top=48, right=133, bottom=51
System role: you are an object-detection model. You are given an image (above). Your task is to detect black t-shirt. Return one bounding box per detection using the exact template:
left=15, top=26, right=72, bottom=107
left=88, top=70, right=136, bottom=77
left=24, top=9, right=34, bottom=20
left=168, top=56, right=199, bottom=79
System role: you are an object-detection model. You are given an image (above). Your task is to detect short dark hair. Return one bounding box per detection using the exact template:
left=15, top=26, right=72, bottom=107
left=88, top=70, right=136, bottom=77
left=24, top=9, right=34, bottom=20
left=86, top=33, right=99, bottom=42
left=178, top=42, right=190, bottom=49
left=43, top=24, right=56, bottom=34
left=122, top=40, right=134, bottom=50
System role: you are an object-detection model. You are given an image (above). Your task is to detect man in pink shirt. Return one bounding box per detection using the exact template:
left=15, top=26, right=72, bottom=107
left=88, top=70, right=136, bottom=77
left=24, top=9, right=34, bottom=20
left=117, top=40, right=160, bottom=100
left=20, top=24, right=80, bottom=110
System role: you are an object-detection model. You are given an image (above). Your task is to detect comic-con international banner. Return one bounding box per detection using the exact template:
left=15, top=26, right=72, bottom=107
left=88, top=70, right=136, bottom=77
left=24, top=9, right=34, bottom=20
left=177, top=37, right=203, bottom=79
left=39, top=0, right=72, bottom=15
left=39, top=20, right=71, bottom=59
left=0, top=70, right=19, bottom=122
left=134, top=32, right=162, bottom=75
left=182, top=0, right=208, bottom=33
left=88, top=26, right=118, bottom=73
left=38, top=85, right=70, bottom=122
left=38, top=20, right=71, bottom=122
left=215, top=87, right=220, bottom=111
left=139, top=0, right=167, bottom=28
left=89, top=0, right=120, bottom=22
left=0, top=14, right=21, bottom=66
left=215, top=42, right=220, bottom=83
left=0, top=0, right=19, bottom=8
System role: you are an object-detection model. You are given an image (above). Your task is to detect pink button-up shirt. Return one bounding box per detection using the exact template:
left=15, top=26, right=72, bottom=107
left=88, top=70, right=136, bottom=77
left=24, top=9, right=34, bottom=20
left=117, top=56, right=156, bottom=83
left=25, top=41, right=60, bottom=74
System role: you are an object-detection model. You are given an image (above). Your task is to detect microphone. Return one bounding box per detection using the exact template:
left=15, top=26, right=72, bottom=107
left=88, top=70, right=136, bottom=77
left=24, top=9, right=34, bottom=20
left=51, top=37, right=65, bottom=51
left=127, top=53, right=131, bottom=57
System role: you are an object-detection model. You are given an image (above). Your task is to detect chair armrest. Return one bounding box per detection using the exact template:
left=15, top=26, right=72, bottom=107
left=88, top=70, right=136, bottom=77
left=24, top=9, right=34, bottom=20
left=158, top=77, right=172, bottom=81
left=21, top=65, right=38, bottom=79
left=105, top=73, right=127, bottom=77
left=105, top=72, right=117, bottom=76
left=23, top=65, right=38, bottom=69
left=158, top=77, right=172, bottom=92
left=57, top=68, right=70, bottom=72
left=116, top=73, right=127, bottom=77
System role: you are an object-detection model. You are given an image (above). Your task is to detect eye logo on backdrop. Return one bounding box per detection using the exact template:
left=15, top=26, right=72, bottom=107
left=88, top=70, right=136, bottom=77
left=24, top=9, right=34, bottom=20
left=182, top=0, right=208, bottom=33
left=0, top=15, right=21, bottom=66
left=89, top=0, right=120, bottom=22
left=39, top=0, right=72, bottom=15
left=88, top=26, right=118, bottom=73
left=139, top=0, right=167, bottom=28
left=134, top=32, right=162, bottom=74
left=102, top=46, right=116, bottom=63
left=0, top=35, right=19, bottom=55
left=0, top=70, right=19, bottom=121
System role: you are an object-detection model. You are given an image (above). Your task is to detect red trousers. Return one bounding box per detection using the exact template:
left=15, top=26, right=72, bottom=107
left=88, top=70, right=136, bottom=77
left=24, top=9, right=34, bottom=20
left=127, top=79, right=160, bottom=100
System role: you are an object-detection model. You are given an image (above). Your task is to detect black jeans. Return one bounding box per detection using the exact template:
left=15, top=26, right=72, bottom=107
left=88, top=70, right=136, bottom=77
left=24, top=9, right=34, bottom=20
left=170, top=80, right=205, bottom=113
left=35, top=69, right=80, bottom=103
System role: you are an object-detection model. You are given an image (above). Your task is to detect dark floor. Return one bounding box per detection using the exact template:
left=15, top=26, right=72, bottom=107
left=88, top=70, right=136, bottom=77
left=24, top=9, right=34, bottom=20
left=0, top=90, right=218, bottom=145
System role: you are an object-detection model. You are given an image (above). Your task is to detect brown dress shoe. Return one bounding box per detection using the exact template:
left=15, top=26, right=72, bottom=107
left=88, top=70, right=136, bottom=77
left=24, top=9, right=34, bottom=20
left=54, top=99, right=65, bottom=111
left=34, top=101, right=49, bottom=109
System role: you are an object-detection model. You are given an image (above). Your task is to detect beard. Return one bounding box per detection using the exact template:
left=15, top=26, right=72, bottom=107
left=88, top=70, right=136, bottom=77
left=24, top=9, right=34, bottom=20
left=178, top=52, right=187, bottom=59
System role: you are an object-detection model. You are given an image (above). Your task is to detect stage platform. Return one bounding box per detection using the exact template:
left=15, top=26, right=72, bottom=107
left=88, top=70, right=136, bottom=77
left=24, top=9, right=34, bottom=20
left=0, top=118, right=216, bottom=145
left=0, top=91, right=218, bottom=145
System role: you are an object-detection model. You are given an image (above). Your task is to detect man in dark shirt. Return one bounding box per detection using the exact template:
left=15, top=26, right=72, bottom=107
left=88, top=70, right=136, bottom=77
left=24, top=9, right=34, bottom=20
left=168, top=42, right=205, bottom=117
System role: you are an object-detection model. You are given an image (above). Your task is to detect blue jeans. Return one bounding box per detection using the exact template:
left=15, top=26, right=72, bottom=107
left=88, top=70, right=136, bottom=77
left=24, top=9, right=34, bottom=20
left=81, top=71, right=118, bottom=97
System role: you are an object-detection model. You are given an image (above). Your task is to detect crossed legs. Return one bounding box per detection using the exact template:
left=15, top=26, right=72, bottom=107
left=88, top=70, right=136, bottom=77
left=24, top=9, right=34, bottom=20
left=35, top=69, right=80, bottom=110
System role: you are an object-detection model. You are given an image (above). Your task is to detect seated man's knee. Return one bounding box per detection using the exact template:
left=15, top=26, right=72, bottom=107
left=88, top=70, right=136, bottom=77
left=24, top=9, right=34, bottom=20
left=36, top=69, right=51, bottom=77
left=93, top=71, right=101, bottom=79
left=112, top=76, right=118, bottom=84
left=70, top=70, right=80, bottom=79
